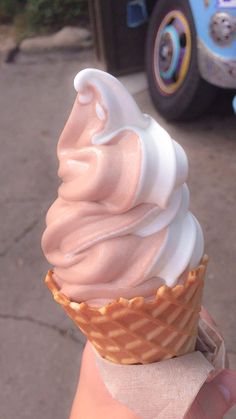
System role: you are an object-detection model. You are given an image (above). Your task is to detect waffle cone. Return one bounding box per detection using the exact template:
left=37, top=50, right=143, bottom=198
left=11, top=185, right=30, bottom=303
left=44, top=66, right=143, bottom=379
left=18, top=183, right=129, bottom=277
left=45, top=255, right=208, bottom=365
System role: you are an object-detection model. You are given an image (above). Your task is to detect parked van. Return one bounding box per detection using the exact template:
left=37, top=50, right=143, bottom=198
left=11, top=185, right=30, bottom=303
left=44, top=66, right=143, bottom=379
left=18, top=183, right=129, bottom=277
left=144, top=0, right=236, bottom=120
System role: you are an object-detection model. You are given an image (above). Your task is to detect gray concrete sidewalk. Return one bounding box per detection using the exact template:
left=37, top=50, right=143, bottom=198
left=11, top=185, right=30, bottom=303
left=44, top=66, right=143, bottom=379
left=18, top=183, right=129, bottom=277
left=1, top=49, right=236, bottom=419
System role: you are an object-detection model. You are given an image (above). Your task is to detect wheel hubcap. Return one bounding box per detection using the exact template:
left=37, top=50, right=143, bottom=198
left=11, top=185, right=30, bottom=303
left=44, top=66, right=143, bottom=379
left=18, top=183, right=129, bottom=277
left=154, top=11, right=191, bottom=95
left=159, top=26, right=180, bottom=80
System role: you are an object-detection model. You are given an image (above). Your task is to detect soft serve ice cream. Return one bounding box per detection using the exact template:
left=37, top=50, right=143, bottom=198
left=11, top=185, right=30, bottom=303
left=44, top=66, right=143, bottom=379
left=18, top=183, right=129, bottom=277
left=42, top=69, right=204, bottom=306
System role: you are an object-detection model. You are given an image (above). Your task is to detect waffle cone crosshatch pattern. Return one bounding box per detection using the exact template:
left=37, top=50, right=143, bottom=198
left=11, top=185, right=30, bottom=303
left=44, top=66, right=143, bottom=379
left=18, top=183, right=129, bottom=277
left=45, top=256, right=208, bottom=365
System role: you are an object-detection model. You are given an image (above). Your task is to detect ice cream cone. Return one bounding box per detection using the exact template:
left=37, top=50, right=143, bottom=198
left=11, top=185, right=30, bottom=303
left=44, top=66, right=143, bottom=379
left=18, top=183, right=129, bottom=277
left=45, top=255, right=208, bottom=365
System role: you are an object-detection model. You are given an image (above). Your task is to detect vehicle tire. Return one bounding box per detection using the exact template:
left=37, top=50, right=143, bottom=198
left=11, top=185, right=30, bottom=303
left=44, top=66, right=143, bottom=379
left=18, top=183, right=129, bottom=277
left=211, top=88, right=236, bottom=116
left=146, top=0, right=218, bottom=121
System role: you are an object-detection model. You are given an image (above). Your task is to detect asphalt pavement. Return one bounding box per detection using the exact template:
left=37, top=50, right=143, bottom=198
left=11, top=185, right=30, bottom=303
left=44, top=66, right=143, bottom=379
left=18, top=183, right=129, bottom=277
left=1, top=49, right=236, bottom=419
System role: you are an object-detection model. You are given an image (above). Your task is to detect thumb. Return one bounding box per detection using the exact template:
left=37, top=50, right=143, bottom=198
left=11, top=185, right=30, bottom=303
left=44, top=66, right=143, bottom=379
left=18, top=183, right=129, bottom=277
left=212, top=369, right=236, bottom=407
left=185, top=369, right=236, bottom=419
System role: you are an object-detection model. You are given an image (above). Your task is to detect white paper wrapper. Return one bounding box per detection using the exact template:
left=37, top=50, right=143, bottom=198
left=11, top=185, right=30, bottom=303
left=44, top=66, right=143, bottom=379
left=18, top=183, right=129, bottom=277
left=94, top=310, right=227, bottom=419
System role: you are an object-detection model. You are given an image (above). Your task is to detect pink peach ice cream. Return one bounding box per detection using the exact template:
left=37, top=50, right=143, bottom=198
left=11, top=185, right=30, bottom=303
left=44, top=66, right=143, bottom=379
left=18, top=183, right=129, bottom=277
left=41, top=69, right=204, bottom=306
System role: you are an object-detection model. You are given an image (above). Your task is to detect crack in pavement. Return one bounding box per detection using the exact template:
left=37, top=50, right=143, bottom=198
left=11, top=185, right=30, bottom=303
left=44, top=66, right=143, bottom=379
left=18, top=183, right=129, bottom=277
left=0, top=217, right=41, bottom=257
left=14, top=218, right=41, bottom=244
left=0, top=313, right=84, bottom=345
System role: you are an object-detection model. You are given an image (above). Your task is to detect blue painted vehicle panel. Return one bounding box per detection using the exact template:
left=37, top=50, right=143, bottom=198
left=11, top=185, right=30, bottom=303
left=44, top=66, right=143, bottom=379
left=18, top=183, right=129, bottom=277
left=189, top=0, right=236, bottom=59
left=127, top=0, right=236, bottom=114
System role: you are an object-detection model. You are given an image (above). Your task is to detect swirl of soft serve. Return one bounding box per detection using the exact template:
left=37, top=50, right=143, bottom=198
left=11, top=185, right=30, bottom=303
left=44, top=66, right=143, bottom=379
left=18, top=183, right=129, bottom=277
left=42, top=68, right=204, bottom=306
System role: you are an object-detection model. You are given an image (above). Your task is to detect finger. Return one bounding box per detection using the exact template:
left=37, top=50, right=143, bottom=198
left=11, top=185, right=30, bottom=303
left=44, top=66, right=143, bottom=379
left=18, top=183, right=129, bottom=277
left=186, top=383, right=226, bottom=419
left=213, top=369, right=236, bottom=406
left=186, top=370, right=236, bottom=419
left=69, top=342, right=139, bottom=419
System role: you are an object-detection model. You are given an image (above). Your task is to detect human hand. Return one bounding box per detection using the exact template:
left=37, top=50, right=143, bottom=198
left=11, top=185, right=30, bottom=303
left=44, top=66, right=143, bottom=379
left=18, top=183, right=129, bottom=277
left=185, top=307, right=236, bottom=418
left=70, top=341, right=236, bottom=419
left=69, top=342, right=139, bottom=419
left=70, top=304, right=236, bottom=419
left=185, top=368, right=236, bottom=419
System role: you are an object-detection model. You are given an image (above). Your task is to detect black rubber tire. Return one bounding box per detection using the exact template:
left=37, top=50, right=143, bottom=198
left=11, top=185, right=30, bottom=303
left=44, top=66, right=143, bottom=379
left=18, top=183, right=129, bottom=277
left=146, top=0, right=218, bottom=121
left=210, top=88, right=236, bottom=116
